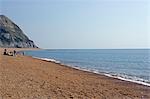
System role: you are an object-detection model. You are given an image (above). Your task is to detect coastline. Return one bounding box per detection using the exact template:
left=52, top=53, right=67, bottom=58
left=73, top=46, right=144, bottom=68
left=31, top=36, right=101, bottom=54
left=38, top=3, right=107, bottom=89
left=0, top=48, right=150, bottom=98
left=32, top=56, right=150, bottom=87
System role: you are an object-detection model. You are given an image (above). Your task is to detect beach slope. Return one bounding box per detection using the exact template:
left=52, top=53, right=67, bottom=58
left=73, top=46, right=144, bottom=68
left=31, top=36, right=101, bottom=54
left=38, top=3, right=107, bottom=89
left=0, top=48, right=150, bottom=99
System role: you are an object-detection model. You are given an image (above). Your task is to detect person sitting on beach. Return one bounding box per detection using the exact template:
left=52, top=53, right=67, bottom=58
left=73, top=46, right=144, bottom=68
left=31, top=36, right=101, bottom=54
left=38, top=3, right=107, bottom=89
left=3, top=49, right=8, bottom=55
left=9, top=51, right=13, bottom=56
left=13, top=50, right=16, bottom=56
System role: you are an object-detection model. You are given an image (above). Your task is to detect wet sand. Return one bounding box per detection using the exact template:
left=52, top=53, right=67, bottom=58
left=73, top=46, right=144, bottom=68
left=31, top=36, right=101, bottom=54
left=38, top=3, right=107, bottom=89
left=0, top=48, right=150, bottom=99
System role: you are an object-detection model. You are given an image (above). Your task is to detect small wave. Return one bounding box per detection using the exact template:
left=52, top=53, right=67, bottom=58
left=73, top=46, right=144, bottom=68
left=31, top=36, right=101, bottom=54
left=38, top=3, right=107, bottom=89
left=33, top=57, right=60, bottom=64
left=32, top=56, right=150, bottom=87
left=70, top=66, right=150, bottom=87
left=104, top=74, right=150, bottom=87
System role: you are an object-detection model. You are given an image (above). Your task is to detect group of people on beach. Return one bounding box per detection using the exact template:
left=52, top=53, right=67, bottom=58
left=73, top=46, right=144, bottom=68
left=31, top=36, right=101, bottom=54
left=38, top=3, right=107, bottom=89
left=3, top=49, right=24, bottom=56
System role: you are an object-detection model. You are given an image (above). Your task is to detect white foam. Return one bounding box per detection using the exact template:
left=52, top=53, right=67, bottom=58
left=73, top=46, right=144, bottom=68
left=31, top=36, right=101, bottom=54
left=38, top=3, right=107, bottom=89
left=104, top=74, right=150, bottom=87
left=65, top=65, right=150, bottom=86
left=33, top=57, right=60, bottom=64
left=32, top=56, right=150, bottom=87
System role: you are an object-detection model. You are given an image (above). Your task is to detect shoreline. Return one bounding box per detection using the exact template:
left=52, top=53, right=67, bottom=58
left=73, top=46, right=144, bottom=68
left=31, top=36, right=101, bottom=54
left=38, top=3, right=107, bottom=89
left=32, top=56, right=150, bottom=87
left=1, top=48, right=150, bottom=98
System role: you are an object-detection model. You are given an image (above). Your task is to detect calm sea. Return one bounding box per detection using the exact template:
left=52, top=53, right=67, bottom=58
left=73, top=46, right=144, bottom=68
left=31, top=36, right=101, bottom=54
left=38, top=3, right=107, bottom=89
left=24, top=49, right=150, bottom=86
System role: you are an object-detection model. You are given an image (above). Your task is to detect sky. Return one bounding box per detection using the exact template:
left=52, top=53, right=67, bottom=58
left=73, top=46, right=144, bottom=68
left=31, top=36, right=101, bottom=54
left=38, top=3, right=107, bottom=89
left=0, top=0, right=150, bottom=49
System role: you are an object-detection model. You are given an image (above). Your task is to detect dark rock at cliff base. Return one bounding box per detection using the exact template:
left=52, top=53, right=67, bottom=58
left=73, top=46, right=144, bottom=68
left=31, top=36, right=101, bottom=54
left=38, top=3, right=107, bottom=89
left=0, top=15, right=38, bottom=48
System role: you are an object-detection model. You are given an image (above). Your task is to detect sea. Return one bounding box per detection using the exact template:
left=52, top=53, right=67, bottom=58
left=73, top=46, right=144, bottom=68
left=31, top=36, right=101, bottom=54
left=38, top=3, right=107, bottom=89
left=24, top=49, right=150, bottom=86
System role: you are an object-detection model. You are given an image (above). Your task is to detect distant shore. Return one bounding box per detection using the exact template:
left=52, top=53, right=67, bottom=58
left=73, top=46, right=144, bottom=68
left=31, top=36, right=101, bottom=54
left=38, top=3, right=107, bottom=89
left=0, top=48, right=150, bottom=98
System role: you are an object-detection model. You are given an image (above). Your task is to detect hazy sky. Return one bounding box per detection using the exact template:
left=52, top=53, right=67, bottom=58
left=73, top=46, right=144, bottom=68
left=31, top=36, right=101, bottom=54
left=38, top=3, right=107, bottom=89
left=1, top=0, right=150, bottom=49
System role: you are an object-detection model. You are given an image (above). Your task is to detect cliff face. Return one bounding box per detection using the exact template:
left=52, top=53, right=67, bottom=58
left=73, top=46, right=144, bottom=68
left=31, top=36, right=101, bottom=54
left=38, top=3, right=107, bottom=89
left=0, top=15, right=38, bottom=48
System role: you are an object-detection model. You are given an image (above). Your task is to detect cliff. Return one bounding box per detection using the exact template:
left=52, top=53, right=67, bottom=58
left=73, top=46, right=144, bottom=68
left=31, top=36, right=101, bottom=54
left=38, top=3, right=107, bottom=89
left=0, top=15, right=38, bottom=48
